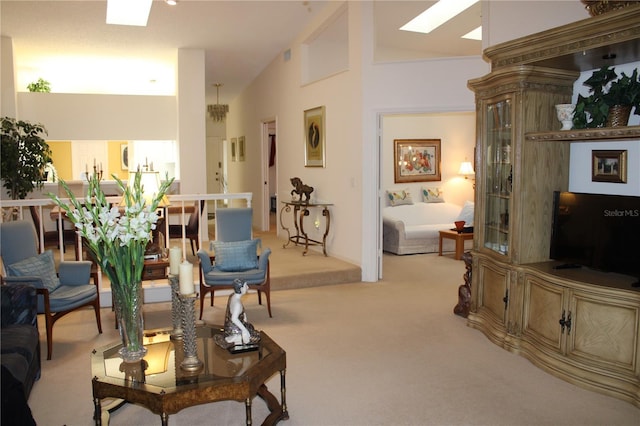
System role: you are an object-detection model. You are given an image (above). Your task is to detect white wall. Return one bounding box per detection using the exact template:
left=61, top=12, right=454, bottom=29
left=569, top=141, right=640, bottom=196
left=226, top=1, right=364, bottom=266
left=17, top=92, right=176, bottom=140
left=1, top=36, right=17, bottom=118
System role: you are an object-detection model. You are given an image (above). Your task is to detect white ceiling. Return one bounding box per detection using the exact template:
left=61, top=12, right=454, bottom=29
left=1, top=1, right=481, bottom=105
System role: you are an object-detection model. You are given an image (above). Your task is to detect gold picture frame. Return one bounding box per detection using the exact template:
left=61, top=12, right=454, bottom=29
left=394, top=139, right=441, bottom=183
left=231, top=138, right=237, bottom=162
left=304, top=106, right=325, bottom=167
left=592, top=149, right=627, bottom=183
left=238, top=136, right=245, bottom=162
left=120, top=144, right=129, bottom=170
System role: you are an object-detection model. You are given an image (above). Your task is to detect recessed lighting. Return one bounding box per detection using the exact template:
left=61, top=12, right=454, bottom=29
left=462, top=26, right=482, bottom=41
left=165, top=0, right=177, bottom=6
left=401, top=0, right=479, bottom=34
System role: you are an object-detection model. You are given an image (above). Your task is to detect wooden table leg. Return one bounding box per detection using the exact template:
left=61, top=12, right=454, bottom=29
left=438, top=234, right=444, bottom=256
left=455, top=235, right=464, bottom=260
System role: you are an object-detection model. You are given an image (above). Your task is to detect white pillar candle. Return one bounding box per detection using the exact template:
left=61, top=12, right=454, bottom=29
left=179, top=260, right=194, bottom=295
left=169, top=247, right=182, bottom=275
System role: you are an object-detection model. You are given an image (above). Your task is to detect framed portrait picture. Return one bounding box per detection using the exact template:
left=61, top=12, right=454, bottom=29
left=592, top=149, right=627, bottom=183
left=231, top=137, right=237, bottom=162
left=304, top=106, right=325, bottom=167
left=120, top=144, right=129, bottom=170
left=394, top=139, right=441, bottom=183
left=238, top=136, right=245, bottom=162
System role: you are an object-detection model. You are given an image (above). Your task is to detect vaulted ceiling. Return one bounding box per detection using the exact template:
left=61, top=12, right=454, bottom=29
left=1, top=1, right=481, bottom=104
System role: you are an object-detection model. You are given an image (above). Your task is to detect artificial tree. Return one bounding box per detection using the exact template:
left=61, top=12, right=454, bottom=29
left=1, top=117, right=51, bottom=199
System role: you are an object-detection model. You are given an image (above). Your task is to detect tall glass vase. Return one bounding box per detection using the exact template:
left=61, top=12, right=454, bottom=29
left=113, top=281, right=147, bottom=363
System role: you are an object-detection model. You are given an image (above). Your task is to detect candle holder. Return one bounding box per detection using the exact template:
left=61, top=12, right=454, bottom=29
left=168, top=275, right=183, bottom=340
left=84, top=163, right=103, bottom=182
left=179, top=292, right=203, bottom=372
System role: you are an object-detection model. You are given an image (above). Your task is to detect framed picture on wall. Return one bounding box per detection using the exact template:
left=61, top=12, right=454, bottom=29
left=231, top=138, right=238, bottom=162
left=304, top=106, right=325, bottom=167
left=393, top=139, right=441, bottom=183
left=120, top=144, right=128, bottom=170
left=592, top=149, right=627, bottom=183
left=238, top=136, right=246, bottom=162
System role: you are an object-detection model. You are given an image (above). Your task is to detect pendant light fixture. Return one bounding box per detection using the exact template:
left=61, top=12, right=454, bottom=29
left=208, top=83, right=229, bottom=122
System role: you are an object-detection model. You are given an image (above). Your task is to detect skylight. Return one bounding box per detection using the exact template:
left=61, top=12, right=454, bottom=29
left=400, top=0, right=479, bottom=34
left=106, top=0, right=153, bottom=27
left=462, top=26, right=482, bottom=41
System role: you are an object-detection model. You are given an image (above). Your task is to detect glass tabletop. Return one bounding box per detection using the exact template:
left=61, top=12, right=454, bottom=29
left=92, top=325, right=274, bottom=392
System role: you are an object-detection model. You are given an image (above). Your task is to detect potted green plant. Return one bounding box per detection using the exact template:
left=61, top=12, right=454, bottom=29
left=573, top=66, right=640, bottom=128
left=1, top=117, right=52, bottom=200
left=27, top=78, right=51, bottom=93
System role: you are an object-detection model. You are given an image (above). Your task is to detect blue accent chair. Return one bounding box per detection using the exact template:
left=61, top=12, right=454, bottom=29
left=1, top=220, right=102, bottom=360
left=197, top=208, right=272, bottom=319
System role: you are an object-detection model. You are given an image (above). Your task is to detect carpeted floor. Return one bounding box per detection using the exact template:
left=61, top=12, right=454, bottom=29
left=26, top=244, right=640, bottom=425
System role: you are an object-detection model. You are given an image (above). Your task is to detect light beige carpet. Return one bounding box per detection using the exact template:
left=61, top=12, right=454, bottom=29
left=26, top=251, right=640, bottom=425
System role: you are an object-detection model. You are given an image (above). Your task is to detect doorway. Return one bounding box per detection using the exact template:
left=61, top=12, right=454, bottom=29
left=261, top=119, right=277, bottom=232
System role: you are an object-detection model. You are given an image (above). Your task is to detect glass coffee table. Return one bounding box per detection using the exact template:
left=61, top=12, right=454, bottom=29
left=91, top=325, right=288, bottom=425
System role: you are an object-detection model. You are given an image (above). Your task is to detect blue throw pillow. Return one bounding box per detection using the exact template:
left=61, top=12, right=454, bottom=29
left=212, top=239, right=260, bottom=272
left=7, top=250, right=61, bottom=292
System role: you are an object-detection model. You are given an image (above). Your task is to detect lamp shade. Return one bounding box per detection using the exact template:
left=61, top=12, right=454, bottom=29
left=458, top=161, right=475, bottom=177
left=121, top=171, right=170, bottom=208
left=139, top=171, right=170, bottom=207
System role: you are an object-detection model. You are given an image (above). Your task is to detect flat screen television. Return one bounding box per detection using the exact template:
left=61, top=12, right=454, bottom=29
left=550, top=191, right=640, bottom=284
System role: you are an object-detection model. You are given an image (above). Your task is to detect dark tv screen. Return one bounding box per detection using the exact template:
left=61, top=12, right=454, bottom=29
left=550, top=191, right=640, bottom=278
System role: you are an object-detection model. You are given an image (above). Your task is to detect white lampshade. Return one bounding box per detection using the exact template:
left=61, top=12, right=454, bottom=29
left=121, top=170, right=170, bottom=208
left=138, top=171, right=170, bottom=207
left=459, top=161, right=475, bottom=177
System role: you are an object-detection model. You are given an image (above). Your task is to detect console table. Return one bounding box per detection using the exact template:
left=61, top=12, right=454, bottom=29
left=279, top=201, right=332, bottom=256
left=91, top=325, right=288, bottom=425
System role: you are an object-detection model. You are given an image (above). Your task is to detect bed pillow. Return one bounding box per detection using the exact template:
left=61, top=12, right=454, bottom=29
left=386, top=189, right=413, bottom=206
left=7, top=250, right=61, bottom=292
left=422, top=187, right=445, bottom=203
left=456, top=201, right=475, bottom=226
left=212, top=239, right=260, bottom=272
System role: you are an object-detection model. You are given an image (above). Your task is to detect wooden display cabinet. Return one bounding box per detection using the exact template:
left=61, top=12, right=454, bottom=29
left=466, top=5, right=640, bottom=407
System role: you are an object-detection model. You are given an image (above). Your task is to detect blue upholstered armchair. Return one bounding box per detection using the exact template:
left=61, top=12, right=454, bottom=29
left=197, top=207, right=272, bottom=319
left=0, top=220, right=102, bottom=359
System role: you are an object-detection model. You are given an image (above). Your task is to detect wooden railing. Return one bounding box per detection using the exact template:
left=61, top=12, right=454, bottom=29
left=1, top=192, right=252, bottom=262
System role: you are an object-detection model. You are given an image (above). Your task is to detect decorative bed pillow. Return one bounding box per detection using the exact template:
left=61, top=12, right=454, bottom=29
left=386, top=189, right=413, bottom=206
left=212, top=239, right=260, bottom=272
left=7, top=250, right=61, bottom=292
left=422, top=187, right=445, bottom=203
left=456, top=201, right=475, bottom=226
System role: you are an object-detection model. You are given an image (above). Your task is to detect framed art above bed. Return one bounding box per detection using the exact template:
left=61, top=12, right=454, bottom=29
left=394, top=139, right=441, bottom=183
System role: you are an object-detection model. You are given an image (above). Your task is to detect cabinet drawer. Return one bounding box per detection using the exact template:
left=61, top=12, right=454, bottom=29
left=142, top=263, right=168, bottom=281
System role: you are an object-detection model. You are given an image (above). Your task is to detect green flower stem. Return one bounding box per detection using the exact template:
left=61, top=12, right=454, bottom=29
left=49, top=171, right=174, bottom=354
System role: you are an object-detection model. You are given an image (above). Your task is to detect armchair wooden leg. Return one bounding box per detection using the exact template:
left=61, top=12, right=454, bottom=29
left=44, top=315, right=54, bottom=361
left=93, top=299, right=103, bottom=334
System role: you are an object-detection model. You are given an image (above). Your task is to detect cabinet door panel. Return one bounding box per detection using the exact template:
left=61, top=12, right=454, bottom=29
left=478, top=262, right=509, bottom=323
left=569, top=293, right=640, bottom=373
left=522, top=276, right=564, bottom=352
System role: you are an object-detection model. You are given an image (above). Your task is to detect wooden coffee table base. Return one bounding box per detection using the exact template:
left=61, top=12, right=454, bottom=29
left=438, top=229, right=473, bottom=260
left=91, top=326, right=288, bottom=425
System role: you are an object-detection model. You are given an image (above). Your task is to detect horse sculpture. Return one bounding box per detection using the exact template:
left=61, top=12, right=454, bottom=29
left=290, top=177, right=314, bottom=203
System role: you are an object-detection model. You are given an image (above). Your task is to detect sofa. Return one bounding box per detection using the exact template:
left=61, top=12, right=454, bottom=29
left=1, top=283, right=41, bottom=424
left=383, top=197, right=474, bottom=255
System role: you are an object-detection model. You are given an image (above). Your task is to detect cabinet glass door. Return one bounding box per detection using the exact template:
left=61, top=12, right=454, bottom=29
left=484, top=98, right=512, bottom=255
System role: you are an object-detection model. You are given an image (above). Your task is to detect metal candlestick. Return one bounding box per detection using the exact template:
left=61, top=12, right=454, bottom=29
left=168, top=275, right=183, bottom=340
left=179, top=292, right=203, bottom=372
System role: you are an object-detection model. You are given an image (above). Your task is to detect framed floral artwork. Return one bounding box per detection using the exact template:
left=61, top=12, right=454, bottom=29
left=304, top=106, right=325, bottom=167
left=394, top=139, right=441, bottom=183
